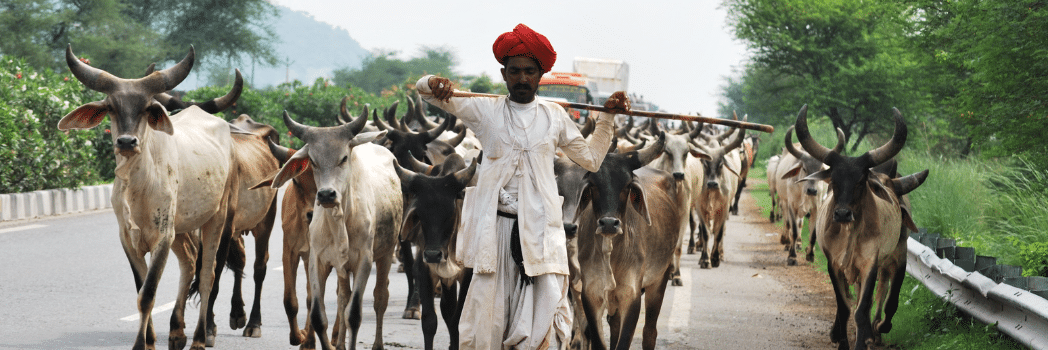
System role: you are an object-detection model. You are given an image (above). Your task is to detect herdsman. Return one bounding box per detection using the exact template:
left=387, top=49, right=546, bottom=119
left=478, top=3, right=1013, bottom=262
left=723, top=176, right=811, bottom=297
left=417, top=23, right=628, bottom=349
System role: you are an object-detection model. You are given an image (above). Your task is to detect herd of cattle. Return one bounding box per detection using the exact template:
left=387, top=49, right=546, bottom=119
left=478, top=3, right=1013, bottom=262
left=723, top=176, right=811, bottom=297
left=54, top=45, right=928, bottom=350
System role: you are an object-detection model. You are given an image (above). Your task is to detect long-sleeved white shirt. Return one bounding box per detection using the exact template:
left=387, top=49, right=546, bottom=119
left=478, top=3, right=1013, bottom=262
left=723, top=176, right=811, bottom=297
left=417, top=75, right=616, bottom=275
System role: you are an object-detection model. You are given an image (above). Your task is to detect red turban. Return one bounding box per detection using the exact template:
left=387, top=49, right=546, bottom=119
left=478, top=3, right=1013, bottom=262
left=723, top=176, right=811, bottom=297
left=493, top=24, right=557, bottom=73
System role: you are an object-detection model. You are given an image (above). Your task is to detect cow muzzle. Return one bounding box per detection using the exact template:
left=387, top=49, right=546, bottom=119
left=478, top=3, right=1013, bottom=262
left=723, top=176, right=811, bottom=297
left=598, top=217, right=622, bottom=235
left=833, top=208, right=854, bottom=223
left=563, top=223, right=578, bottom=239
left=316, top=189, right=339, bottom=208
left=706, top=180, right=720, bottom=189
left=423, top=249, right=443, bottom=264
left=673, top=172, right=685, bottom=180
left=806, top=187, right=818, bottom=196
left=114, top=136, right=140, bottom=156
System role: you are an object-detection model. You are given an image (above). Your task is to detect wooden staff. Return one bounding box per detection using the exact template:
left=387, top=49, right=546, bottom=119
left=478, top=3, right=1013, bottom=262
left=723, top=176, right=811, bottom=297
left=422, top=90, right=775, bottom=133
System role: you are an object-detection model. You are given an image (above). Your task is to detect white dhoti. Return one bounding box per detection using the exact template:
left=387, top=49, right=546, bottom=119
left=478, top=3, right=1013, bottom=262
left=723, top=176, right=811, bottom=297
left=459, top=214, right=573, bottom=350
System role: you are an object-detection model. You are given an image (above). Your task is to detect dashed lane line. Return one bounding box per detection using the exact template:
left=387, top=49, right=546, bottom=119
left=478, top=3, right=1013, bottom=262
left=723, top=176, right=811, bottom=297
left=120, top=301, right=176, bottom=322
left=0, top=224, right=47, bottom=234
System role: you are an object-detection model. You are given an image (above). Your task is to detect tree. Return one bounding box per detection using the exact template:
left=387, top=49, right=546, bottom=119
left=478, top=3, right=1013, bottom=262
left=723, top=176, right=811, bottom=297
left=725, top=0, right=920, bottom=152
left=137, top=0, right=280, bottom=68
left=333, top=47, right=457, bottom=94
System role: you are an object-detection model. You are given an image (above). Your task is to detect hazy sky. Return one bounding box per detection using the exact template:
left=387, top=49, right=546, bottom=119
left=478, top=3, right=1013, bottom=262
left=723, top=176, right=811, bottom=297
left=271, top=0, right=751, bottom=117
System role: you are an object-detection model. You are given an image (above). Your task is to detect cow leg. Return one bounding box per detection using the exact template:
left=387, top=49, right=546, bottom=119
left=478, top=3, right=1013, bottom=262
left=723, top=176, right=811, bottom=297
left=710, top=222, right=726, bottom=268
left=332, top=274, right=351, bottom=350
left=611, top=289, right=644, bottom=350
left=641, top=272, right=672, bottom=350
left=686, top=211, right=698, bottom=254
left=787, top=217, right=799, bottom=266
left=347, top=261, right=373, bottom=350
left=853, top=266, right=879, bottom=350
left=245, top=202, right=276, bottom=338
left=205, top=225, right=236, bottom=344
left=580, top=288, right=608, bottom=349
left=416, top=261, right=438, bottom=350
left=875, top=261, right=906, bottom=339
left=452, top=270, right=472, bottom=349
left=697, top=220, right=711, bottom=269
left=191, top=208, right=232, bottom=350
left=168, top=233, right=198, bottom=350
left=805, top=224, right=818, bottom=262
left=826, top=259, right=851, bottom=350
left=133, top=234, right=174, bottom=350
left=373, top=253, right=392, bottom=350
left=308, top=260, right=335, bottom=350
left=730, top=181, right=744, bottom=215
left=283, top=248, right=307, bottom=346
left=223, top=233, right=247, bottom=331
left=400, top=240, right=422, bottom=319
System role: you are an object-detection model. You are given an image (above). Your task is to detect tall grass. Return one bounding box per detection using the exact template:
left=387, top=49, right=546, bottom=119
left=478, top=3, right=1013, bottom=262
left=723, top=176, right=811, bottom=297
left=899, top=153, right=1048, bottom=275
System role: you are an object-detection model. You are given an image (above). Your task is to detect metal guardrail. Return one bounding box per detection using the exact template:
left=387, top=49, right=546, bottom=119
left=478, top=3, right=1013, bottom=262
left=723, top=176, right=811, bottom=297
left=908, top=230, right=1048, bottom=349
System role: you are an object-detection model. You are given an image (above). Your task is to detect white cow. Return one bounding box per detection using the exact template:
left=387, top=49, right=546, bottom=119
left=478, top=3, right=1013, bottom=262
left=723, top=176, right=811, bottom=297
left=59, top=45, right=237, bottom=350
left=269, top=110, right=402, bottom=350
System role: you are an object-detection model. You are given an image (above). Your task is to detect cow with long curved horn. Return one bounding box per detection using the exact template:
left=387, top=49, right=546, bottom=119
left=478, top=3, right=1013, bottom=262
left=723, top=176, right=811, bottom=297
left=59, top=44, right=247, bottom=350
left=794, top=105, right=928, bottom=350
left=692, top=126, right=745, bottom=269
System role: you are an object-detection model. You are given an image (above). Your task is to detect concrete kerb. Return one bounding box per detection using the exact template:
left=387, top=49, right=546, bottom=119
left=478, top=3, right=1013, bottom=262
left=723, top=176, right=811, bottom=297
left=1, top=184, right=113, bottom=222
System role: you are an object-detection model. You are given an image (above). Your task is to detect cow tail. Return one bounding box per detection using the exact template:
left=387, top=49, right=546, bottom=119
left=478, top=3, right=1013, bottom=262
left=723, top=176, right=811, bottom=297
left=188, top=239, right=205, bottom=302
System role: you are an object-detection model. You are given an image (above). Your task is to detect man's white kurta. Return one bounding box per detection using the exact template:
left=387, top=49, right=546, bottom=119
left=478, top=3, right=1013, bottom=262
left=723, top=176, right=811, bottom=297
left=416, top=75, right=615, bottom=276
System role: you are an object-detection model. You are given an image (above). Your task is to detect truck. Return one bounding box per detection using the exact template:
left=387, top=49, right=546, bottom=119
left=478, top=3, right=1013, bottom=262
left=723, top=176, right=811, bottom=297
left=572, top=57, right=629, bottom=105
left=537, top=71, right=597, bottom=120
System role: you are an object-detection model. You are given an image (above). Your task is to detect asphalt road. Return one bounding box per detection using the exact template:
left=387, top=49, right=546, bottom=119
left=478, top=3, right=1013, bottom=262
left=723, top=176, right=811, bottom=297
left=0, top=183, right=837, bottom=349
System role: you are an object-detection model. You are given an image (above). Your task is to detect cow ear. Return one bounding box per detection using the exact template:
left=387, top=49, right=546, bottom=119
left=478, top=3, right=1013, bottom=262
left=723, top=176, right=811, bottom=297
left=59, top=101, right=109, bottom=130
left=350, top=130, right=387, bottom=147
left=868, top=178, right=895, bottom=203
left=573, top=184, right=593, bottom=225
left=271, top=145, right=311, bottom=188
left=250, top=178, right=273, bottom=190
left=688, top=147, right=711, bottom=161
left=145, top=101, right=174, bottom=135
left=723, top=160, right=741, bottom=179
left=628, top=181, right=652, bottom=226
left=802, top=169, right=832, bottom=183
left=399, top=206, right=420, bottom=243
left=781, top=164, right=803, bottom=180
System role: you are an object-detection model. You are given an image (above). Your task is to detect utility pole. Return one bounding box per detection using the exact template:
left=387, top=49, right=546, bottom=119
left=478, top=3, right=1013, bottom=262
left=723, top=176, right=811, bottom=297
left=284, top=56, right=295, bottom=85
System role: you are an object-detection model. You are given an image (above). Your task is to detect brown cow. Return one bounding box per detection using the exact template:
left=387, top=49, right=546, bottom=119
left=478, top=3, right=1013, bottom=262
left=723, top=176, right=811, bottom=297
left=775, top=126, right=840, bottom=265
left=571, top=133, right=690, bottom=349
left=794, top=105, right=928, bottom=350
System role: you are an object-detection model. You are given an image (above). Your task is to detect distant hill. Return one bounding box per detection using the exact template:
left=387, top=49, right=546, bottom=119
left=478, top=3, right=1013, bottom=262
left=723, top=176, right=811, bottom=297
left=181, top=5, right=368, bottom=89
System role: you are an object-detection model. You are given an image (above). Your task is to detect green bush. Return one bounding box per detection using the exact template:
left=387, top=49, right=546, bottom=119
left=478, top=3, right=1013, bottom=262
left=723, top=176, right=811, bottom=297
left=0, top=56, right=108, bottom=193
left=184, top=77, right=410, bottom=149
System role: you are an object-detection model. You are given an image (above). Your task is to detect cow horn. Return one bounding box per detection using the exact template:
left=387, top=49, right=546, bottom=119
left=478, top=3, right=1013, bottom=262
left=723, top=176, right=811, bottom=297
left=688, top=121, right=704, bottom=139
left=141, top=46, right=195, bottom=95
left=832, top=127, right=846, bottom=154
left=891, top=169, right=929, bottom=196
left=283, top=111, right=314, bottom=141
left=384, top=101, right=403, bottom=131
left=732, top=110, right=739, bottom=121
left=622, top=128, right=640, bottom=145
left=453, top=158, right=479, bottom=186
left=618, top=138, right=647, bottom=153
left=66, top=45, right=119, bottom=93
left=716, top=126, right=737, bottom=142
left=266, top=138, right=294, bottom=166
left=404, top=150, right=434, bottom=174
left=579, top=116, right=596, bottom=138
left=391, top=159, right=417, bottom=186
left=635, top=131, right=666, bottom=167
left=446, top=124, right=468, bottom=147
left=608, top=133, right=619, bottom=153
left=144, top=63, right=156, bottom=76
left=723, top=127, right=745, bottom=152
left=648, top=117, right=661, bottom=136
left=681, top=120, right=692, bottom=133
left=783, top=126, right=807, bottom=159
left=865, top=108, right=908, bottom=167
left=794, top=105, right=834, bottom=163
left=423, top=113, right=453, bottom=143
left=340, top=103, right=369, bottom=139
left=201, top=68, right=242, bottom=113
left=371, top=107, right=389, bottom=130
left=417, top=99, right=442, bottom=131
left=338, top=97, right=351, bottom=125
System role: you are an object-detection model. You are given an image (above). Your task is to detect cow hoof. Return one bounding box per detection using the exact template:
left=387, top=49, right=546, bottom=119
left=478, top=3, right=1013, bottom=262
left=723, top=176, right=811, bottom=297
left=780, top=235, right=790, bottom=245
left=243, top=325, right=262, bottom=338
left=787, top=258, right=798, bottom=266
left=699, top=260, right=710, bottom=269
left=205, top=330, right=216, bottom=347
left=402, top=306, right=421, bottom=319
left=672, top=278, right=684, bottom=286
left=711, top=258, right=720, bottom=268
left=230, top=315, right=246, bottom=330
left=397, top=263, right=405, bottom=273
left=806, top=253, right=815, bottom=262
left=190, top=341, right=207, bottom=350
left=876, top=320, right=893, bottom=334
left=169, top=335, right=187, bottom=350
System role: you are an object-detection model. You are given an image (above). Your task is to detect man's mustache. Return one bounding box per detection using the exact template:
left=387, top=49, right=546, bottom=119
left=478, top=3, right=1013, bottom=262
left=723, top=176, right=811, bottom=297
left=513, top=84, right=531, bottom=90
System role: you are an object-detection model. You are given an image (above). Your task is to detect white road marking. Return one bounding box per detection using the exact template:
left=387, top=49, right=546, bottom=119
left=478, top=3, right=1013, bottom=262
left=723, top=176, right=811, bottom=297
left=120, top=301, right=176, bottom=321
left=668, top=267, right=692, bottom=330
left=273, top=266, right=283, bottom=271
left=0, top=224, right=47, bottom=234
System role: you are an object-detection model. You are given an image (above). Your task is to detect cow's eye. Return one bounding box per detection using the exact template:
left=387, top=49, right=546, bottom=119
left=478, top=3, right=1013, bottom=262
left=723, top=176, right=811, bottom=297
left=339, top=156, right=348, bottom=166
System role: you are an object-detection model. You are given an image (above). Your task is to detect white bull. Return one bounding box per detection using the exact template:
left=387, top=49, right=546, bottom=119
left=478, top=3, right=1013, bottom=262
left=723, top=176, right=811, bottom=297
left=269, top=110, right=401, bottom=350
